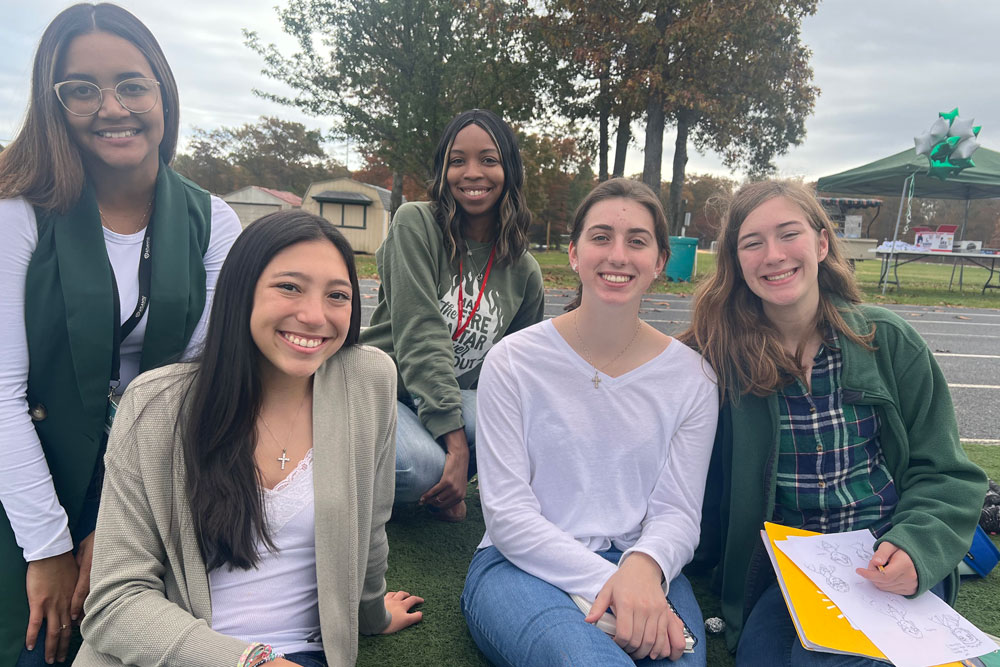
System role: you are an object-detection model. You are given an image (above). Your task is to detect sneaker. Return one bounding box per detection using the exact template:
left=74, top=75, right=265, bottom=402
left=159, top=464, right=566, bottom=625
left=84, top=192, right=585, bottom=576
left=982, top=505, right=1000, bottom=535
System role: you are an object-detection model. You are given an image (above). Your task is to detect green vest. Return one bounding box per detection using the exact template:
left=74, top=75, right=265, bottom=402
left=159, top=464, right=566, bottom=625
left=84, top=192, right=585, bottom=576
left=0, top=164, right=212, bottom=666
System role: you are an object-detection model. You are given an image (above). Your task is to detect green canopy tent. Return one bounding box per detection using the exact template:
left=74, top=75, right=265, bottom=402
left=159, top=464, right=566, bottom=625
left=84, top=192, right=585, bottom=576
left=816, top=146, right=1000, bottom=200
left=817, top=146, right=1000, bottom=292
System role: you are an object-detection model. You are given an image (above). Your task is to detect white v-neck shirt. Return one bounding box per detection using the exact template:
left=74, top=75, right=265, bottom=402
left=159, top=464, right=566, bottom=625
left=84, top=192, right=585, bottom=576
left=476, top=319, right=719, bottom=601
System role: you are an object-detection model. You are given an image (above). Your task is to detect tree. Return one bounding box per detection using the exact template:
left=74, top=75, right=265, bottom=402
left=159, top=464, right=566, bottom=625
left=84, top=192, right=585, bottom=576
left=535, top=0, right=647, bottom=180
left=517, top=129, right=592, bottom=248
left=173, top=116, right=347, bottom=194
left=644, top=0, right=819, bottom=234
left=660, top=172, right=738, bottom=243
left=351, top=154, right=428, bottom=203
left=246, top=0, right=541, bottom=216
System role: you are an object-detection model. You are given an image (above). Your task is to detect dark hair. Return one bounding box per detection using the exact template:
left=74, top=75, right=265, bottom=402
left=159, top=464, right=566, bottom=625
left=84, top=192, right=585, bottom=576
left=427, top=109, right=531, bottom=267
left=0, top=3, right=179, bottom=211
left=183, top=210, right=361, bottom=570
left=564, top=178, right=671, bottom=311
left=679, top=180, right=872, bottom=398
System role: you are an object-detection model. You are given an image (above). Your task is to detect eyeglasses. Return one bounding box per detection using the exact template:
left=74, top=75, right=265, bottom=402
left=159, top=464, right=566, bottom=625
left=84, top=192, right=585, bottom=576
left=53, top=78, right=161, bottom=117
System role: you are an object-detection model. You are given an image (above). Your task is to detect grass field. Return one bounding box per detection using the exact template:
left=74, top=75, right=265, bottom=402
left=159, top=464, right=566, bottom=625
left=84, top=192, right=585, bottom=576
left=356, top=249, right=1000, bottom=309
left=358, top=446, right=1000, bottom=666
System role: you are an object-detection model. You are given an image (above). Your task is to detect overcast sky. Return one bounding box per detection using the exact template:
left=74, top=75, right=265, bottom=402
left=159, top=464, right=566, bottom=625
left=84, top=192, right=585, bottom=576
left=2, top=0, right=998, bottom=182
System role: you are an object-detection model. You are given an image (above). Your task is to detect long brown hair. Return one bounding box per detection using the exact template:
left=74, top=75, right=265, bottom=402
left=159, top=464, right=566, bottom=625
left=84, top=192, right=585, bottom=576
left=184, top=211, right=362, bottom=570
left=0, top=3, right=180, bottom=212
left=564, top=178, right=671, bottom=311
left=428, top=109, right=531, bottom=267
left=679, top=180, right=873, bottom=398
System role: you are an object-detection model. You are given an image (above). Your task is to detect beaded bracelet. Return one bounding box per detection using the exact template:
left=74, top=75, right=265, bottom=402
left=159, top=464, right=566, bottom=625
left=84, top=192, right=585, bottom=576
left=239, top=643, right=282, bottom=667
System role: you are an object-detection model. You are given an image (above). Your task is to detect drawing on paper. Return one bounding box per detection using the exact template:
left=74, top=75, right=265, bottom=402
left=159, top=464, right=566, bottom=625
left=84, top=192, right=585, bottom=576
left=864, top=596, right=923, bottom=638
left=806, top=563, right=850, bottom=593
left=819, top=540, right=854, bottom=567
left=931, top=614, right=982, bottom=648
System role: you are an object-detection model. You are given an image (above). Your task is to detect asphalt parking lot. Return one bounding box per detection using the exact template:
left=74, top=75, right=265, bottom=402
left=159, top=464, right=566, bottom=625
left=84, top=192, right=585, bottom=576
left=359, top=279, right=999, bottom=444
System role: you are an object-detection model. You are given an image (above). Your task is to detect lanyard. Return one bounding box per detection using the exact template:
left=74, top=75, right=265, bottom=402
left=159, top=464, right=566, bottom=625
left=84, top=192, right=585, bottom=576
left=109, top=222, right=153, bottom=389
left=452, top=245, right=495, bottom=342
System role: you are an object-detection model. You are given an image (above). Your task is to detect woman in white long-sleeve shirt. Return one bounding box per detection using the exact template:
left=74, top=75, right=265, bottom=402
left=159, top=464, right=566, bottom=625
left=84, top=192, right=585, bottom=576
left=0, top=5, right=239, bottom=665
left=461, top=178, right=718, bottom=666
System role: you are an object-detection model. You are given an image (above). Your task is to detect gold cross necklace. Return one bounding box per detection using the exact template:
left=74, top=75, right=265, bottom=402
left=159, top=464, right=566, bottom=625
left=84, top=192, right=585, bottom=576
left=572, top=311, right=642, bottom=389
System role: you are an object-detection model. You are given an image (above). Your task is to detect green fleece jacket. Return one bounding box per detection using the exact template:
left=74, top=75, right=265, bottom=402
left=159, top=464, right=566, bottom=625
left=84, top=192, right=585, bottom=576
left=360, top=202, right=544, bottom=439
left=694, top=303, right=986, bottom=651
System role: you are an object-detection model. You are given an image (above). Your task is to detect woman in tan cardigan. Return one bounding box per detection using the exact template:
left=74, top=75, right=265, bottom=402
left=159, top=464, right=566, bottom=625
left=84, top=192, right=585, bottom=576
left=75, top=211, right=422, bottom=667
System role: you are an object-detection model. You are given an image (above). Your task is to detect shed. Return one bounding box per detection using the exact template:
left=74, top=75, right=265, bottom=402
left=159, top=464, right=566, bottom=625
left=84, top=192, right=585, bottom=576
left=222, top=186, right=302, bottom=228
left=301, top=177, right=401, bottom=253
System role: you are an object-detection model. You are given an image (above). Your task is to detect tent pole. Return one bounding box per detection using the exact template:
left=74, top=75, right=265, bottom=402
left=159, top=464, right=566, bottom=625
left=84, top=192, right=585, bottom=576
left=949, top=194, right=971, bottom=290
left=883, top=174, right=912, bottom=296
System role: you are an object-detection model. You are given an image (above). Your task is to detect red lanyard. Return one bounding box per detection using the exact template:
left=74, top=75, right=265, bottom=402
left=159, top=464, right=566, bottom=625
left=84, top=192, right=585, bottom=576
left=452, top=246, right=496, bottom=341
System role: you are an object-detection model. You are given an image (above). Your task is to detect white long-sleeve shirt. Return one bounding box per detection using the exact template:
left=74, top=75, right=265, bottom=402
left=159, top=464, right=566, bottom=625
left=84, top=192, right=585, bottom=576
left=476, top=319, right=719, bottom=601
left=0, top=196, right=241, bottom=562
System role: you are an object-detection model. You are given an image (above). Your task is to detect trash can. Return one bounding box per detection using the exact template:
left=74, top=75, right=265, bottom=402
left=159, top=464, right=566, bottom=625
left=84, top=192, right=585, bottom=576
left=665, top=237, right=698, bottom=281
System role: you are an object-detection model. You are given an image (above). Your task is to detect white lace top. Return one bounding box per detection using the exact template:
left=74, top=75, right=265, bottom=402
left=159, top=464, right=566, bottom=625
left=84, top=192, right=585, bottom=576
left=209, top=449, right=324, bottom=654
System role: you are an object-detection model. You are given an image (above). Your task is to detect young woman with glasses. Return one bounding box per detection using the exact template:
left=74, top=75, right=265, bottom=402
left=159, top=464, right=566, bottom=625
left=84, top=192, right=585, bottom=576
left=360, top=109, right=544, bottom=522
left=0, top=4, right=240, bottom=665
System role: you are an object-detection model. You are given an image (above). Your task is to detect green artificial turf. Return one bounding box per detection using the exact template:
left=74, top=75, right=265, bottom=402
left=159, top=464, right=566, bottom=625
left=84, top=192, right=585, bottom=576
left=359, top=445, right=1000, bottom=666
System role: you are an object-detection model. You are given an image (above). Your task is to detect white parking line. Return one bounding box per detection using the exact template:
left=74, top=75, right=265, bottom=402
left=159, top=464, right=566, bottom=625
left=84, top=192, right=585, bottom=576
left=920, top=332, right=1000, bottom=339
left=949, top=383, right=1000, bottom=389
left=963, top=439, right=1000, bottom=446
left=934, top=353, right=1000, bottom=359
left=907, top=320, right=1000, bottom=326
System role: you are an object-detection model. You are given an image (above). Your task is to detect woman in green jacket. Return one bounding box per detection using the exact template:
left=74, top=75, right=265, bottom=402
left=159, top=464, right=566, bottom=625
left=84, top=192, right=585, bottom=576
left=681, top=180, right=985, bottom=665
left=0, top=5, right=239, bottom=665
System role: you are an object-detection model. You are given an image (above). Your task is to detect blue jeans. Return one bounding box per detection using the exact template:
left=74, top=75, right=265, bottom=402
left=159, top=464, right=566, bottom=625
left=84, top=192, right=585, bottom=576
left=736, top=581, right=947, bottom=666
left=461, top=546, right=707, bottom=666
left=283, top=651, right=327, bottom=667
left=394, top=390, right=477, bottom=503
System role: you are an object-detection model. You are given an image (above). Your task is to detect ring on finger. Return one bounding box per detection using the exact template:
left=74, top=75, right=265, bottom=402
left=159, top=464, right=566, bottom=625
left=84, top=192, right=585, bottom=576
left=59, top=624, right=69, bottom=632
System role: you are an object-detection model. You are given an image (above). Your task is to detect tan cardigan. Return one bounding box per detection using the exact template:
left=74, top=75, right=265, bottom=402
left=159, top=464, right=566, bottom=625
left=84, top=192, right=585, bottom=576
left=74, top=345, right=396, bottom=667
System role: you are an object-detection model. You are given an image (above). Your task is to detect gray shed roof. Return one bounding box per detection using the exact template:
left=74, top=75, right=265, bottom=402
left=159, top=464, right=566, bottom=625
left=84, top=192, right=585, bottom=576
left=312, top=191, right=373, bottom=205
left=368, top=183, right=395, bottom=210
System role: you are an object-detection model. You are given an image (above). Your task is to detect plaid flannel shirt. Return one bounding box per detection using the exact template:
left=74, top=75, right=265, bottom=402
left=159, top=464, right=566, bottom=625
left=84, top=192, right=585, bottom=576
left=773, top=332, right=897, bottom=537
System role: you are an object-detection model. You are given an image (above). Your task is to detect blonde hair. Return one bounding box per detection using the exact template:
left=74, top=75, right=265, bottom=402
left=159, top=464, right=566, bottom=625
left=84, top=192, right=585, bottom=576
left=679, top=180, right=873, bottom=398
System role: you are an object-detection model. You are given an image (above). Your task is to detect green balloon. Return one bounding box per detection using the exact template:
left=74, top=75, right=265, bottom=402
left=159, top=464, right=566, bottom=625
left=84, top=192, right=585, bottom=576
left=923, top=108, right=979, bottom=180
left=929, top=136, right=959, bottom=162
left=927, top=160, right=957, bottom=180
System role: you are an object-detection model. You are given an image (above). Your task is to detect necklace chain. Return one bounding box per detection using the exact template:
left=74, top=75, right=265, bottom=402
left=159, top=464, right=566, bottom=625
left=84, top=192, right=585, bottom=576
left=98, top=197, right=154, bottom=235
left=465, top=246, right=489, bottom=281
left=573, top=311, right=643, bottom=389
left=259, top=392, right=309, bottom=471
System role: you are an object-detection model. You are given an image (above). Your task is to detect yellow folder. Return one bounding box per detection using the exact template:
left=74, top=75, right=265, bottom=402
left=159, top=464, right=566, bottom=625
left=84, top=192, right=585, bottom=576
left=760, top=521, right=990, bottom=666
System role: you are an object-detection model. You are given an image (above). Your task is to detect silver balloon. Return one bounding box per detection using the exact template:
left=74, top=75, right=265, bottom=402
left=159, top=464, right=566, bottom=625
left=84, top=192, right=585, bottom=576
left=951, top=136, right=981, bottom=160
left=914, top=131, right=936, bottom=156
left=929, top=117, right=950, bottom=139
left=948, top=116, right=976, bottom=140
